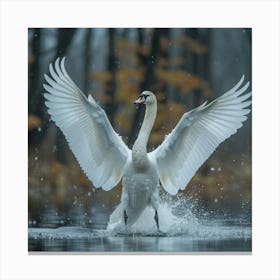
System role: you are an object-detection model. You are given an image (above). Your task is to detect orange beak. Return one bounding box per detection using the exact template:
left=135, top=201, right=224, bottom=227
left=133, top=96, right=145, bottom=104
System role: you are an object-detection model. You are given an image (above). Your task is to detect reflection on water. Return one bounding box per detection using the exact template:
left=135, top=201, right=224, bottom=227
left=29, top=204, right=251, bottom=252
left=29, top=231, right=251, bottom=252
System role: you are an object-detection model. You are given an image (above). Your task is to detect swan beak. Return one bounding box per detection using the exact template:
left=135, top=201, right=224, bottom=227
left=133, top=96, right=145, bottom=104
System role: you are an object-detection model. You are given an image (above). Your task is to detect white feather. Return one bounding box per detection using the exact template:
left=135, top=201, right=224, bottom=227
left=44, top=57, right=130, bottom=190
left=149, top=76, right=251, bottom=195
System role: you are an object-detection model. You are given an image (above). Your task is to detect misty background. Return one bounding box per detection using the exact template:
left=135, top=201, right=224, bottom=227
left=28, top=28, right=251, bottom=229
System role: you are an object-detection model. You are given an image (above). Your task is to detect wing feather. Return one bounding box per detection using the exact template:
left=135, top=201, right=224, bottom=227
left=44, top=57, right=130, bottom=190
left=149, top=76, right=251, bottom=195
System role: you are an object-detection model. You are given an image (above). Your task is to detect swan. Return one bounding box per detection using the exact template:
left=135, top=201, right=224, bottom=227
left=44, top=57, right=251, bottom=231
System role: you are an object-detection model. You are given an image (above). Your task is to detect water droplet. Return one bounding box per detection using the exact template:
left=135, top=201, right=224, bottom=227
left=34, top=156, right=38, bottom=161
left=87, top=192, right=91, bottom=196
left=37, top=127, right=41, bottom=132
left=210, top=167, right=215, bottom=171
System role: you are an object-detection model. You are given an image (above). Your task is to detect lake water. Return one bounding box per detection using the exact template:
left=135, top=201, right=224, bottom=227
left=29, top=226, right=251, bottom=253
left=28, top=198, right=251, bottom=253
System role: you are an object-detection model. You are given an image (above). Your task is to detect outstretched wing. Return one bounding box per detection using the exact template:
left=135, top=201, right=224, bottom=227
left=44, top=57, right=131, bottom=190
left=149, top=76, right=251, bottom=195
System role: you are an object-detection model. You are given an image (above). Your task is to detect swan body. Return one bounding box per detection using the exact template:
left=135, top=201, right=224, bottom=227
left=120, top=91, right=160, bottom=226
left=122, top=160, right=159, bottom=226
left=44, top=57, right=252, bottom=230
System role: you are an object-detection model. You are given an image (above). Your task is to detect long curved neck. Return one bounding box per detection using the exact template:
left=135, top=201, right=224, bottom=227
left=132, top=102, right=157, bottom=170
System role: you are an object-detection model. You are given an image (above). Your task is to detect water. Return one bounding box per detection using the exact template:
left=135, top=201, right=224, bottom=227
left=28, top=195, right=251, bottom=252
left=29, top=222, right=251, bottom=252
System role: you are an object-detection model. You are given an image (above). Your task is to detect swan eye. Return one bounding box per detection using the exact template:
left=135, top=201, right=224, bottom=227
left=140, top=94, right=149, bottom=100
left=134, top=92, right=151, bottom=104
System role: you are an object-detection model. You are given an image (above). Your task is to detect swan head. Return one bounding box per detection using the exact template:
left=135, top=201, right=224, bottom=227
left=133, top=91, right=156, bottom=106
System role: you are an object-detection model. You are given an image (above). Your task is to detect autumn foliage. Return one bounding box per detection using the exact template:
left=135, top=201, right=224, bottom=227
left=28, top=28, right=251, bottom=225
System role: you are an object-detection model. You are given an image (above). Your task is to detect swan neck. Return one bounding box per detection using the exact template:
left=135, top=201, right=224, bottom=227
left=132, top=102, right=157, bottom=169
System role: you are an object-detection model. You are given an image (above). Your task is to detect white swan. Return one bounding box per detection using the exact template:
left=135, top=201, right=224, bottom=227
left=44, top=57, right=251, bottom=230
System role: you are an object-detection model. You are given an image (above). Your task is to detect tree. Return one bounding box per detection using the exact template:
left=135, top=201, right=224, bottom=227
left=105, top=28, right=117, bottom=123
left=128, top=28, right=169, bottom=147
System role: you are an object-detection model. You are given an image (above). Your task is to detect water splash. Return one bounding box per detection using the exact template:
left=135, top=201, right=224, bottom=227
left=106, top=193, right=251, bottom=239
left=29, top=193, right=251, bottom=240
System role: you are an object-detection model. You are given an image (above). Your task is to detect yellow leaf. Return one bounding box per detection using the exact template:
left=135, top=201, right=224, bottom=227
left=28, top=114, right=42, bottom=131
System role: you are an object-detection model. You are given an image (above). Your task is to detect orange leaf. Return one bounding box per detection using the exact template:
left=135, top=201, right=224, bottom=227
left=28, top=114, right=42, bottom=131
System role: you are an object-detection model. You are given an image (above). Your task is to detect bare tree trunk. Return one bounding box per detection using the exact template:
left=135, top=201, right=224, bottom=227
left=51, top=29, right=76, bottom=163
left=83, top=28, right=93, bottom=93
left=28, top=28, right=44, bottom=146
left=128, top=28, right=168, bottom=147
left=185, top=28, right=210, bottom=107
left=105, top=28, right=117, bottom=124
left=29, top=28, right=41, bottom=115
left=55, top=28, right=76, bottom=58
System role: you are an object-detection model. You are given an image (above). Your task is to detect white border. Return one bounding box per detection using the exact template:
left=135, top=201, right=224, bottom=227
left=1, top=0, right=279, bottom=280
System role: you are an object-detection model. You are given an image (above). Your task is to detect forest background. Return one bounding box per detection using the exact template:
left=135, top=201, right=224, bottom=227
left=28, top=28, right=252, bottom=228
